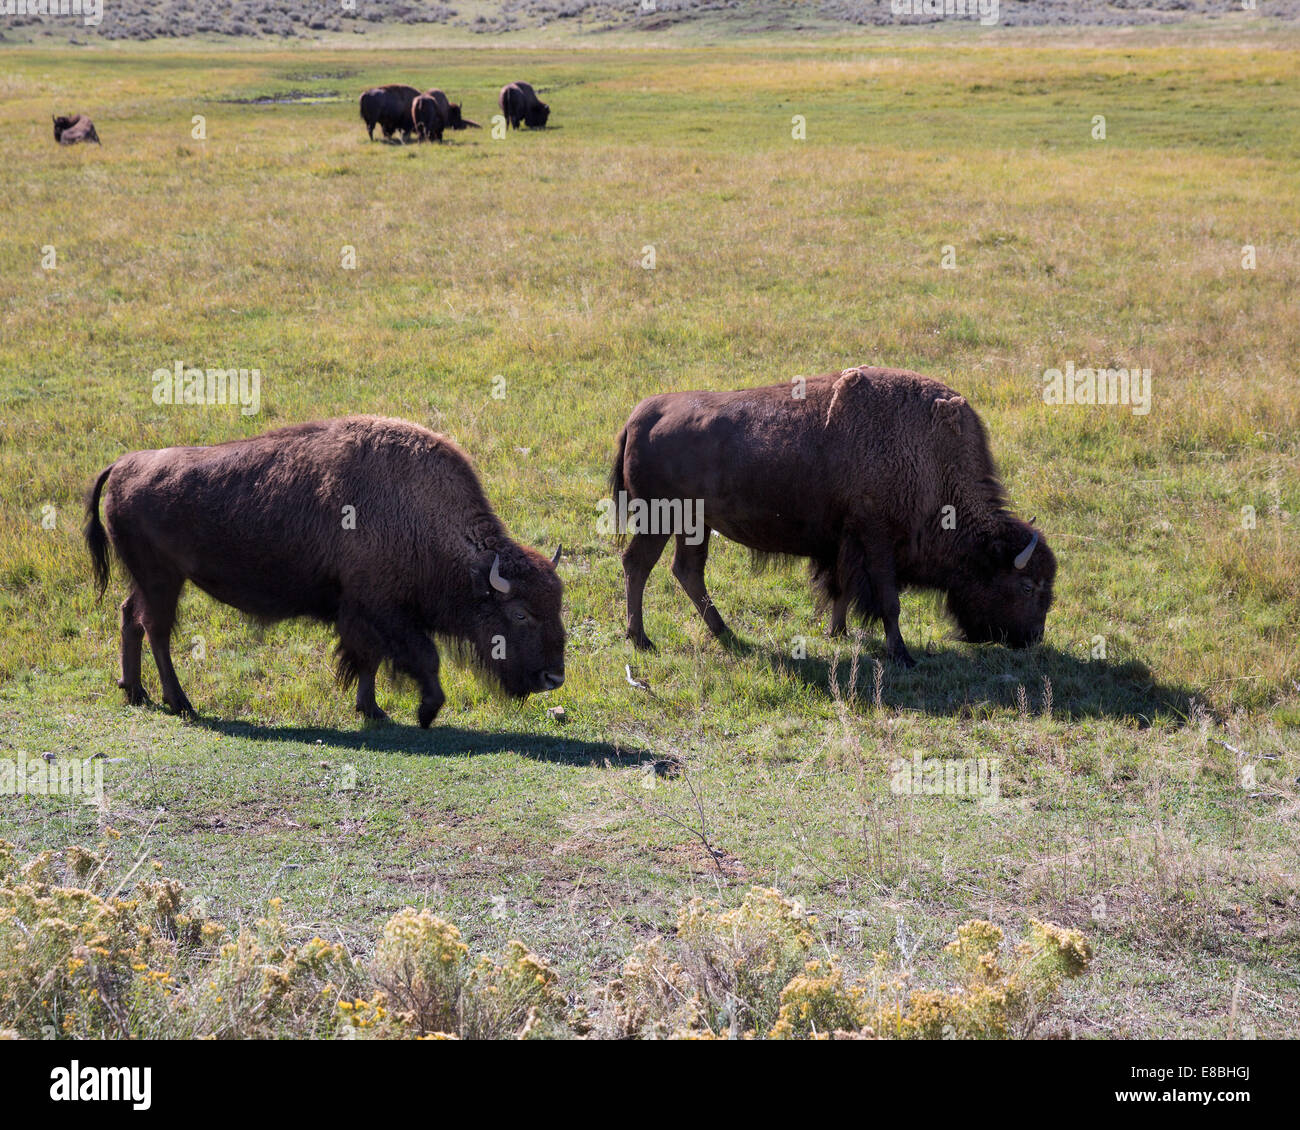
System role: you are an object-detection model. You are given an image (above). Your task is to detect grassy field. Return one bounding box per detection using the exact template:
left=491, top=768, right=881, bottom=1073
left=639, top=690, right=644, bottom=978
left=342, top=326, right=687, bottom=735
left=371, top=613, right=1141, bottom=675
left=1, top=29, right=1298, bottom=1037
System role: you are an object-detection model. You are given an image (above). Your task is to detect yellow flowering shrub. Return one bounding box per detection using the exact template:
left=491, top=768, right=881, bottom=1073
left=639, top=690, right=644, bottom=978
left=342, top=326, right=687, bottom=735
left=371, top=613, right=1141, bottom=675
left=370, top=907, right=567, bottom=1039
left=372, top=908, right=470, bottom=1035
left=601, top=936, right=704, bottom=1039
left=599, top=887, right=816, bottom=1038
left=769, top=958, right=867, bottom=1039
left=0, top=840, right=1091, bottom=1040
left=0, top=836, right=211, bottom=1038
left=770, top=917, right=1094, bottom=1040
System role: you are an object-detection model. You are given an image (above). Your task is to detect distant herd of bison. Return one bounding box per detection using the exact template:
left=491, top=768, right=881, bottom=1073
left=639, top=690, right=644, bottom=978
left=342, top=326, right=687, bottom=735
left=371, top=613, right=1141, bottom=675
left=360, top=80, right=551, bottom=142
left=83, top=369, right=1055, bottom=726
left=51, top=79, right=551, bottom=148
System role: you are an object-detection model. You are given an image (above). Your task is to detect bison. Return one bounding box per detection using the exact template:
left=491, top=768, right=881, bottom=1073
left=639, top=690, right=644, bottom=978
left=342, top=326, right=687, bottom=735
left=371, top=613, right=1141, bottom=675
left=498, top=81, right=550, bottom=129
left=412, top=89, right=480, bottom=142
left=53, top=114, right=100, bottom=145
left=84, top=416, right=566, bottom=725
left=359, top=84, right=420, bottom=142
left=609, top=367, right=1055, bottom=666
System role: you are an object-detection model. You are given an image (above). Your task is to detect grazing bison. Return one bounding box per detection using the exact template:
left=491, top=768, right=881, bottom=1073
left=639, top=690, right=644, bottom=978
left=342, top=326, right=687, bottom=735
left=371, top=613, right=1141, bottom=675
left=84, top=416, right=566, bottom=725
left=609, top=367, right=1055, bottom=666
left=359, top=84, right=420, bottom=141
left=412, top=89, right=480, bottom=142
left=498, top=81, right=550, bottom=129
left=53, top=114, right=100, bottom=145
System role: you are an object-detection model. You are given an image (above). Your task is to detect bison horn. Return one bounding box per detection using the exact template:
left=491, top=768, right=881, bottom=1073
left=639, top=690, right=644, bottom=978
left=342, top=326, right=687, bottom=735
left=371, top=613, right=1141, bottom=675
left=1013, top=531, right=1039, bottom=571
left=551, top=544, right=562, bottom=568
left=489, top=553, right=512, bottom=595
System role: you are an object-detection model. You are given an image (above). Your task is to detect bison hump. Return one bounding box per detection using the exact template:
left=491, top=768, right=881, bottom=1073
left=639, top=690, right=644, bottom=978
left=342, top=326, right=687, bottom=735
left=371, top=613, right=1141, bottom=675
left=931, top=394, right=967, bottom=436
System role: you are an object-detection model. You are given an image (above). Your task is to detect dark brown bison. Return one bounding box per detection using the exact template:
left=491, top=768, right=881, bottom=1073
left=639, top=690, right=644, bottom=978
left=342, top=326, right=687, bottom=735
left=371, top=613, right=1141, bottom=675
left=53, top=114, right=100, bottom=145
left=499, top=81, right=550, bottom=129
left=84, top=416, right=566, bottom=725
left=412, top=89, right=480, bottom=142
left=609, top=367, right=1055, bottom=666
left=359, top=84, right=420, bottom=142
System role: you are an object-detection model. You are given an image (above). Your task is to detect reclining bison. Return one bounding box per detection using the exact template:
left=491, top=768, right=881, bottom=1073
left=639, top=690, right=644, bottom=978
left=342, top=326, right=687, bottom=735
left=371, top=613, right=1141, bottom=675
left=359, top=84, right=420, bottom=141
left=609, top=367, right=1055, bottom=666
left=499, top=81, right=550, bottom=129
left=53, top=114, right=100, bottom=145
left=412, top=89, right=480, bottom=142
left=84, top=416, right=566, bottom=725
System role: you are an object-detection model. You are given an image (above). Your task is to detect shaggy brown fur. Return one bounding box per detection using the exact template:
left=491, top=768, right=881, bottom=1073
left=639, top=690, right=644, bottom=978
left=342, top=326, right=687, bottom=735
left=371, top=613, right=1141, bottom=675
left=498, top=81, right=550, bottom=129
left=85, top=416, right=566, bottom=725
left=359, top=85, right=420, bottom=142
left=609, top=367, right=1055, bottom=665
left=53, top=114, right=100, bottom=145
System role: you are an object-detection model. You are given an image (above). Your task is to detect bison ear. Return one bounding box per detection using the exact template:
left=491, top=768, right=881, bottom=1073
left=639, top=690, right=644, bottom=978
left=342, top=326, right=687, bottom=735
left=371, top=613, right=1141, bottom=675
left=981, top=533, right=1015, bottom=571
left=931, top=395, right=967, bottom=436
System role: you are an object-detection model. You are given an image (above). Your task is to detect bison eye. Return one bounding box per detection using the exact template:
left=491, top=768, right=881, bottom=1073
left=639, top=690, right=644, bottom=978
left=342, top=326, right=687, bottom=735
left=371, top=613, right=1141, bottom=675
left=1019, top=580, right=1035, bottom=596
left=513, top=609, right=527, bottom=621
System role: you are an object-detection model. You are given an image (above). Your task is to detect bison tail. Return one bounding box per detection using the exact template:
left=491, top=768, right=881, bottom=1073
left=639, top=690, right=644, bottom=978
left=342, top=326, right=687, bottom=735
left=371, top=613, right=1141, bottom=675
left=608, top=426, right=629, bottom=545
left=608, top=425, right=628, bottom=498
left=84, top=463, right=114, bottom=598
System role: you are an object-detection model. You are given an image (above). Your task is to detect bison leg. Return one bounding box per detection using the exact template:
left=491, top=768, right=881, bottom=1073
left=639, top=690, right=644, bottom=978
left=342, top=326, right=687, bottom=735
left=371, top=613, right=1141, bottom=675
left=860, top=545, right=915, bottom=669
left=622, top=531, right=670, bottom=651
left=336, top=610, right=392, bottom=722
left=830, top=591, right=851, bottom=638
left=812, top=560, right=851, bottom=638
left=344, top=605, right=444, bottom=727
left=879, top=588, right=915, bottom=668
left=353, top=663, right=389, bottom=724
left=387, top=622, right=443, bottom=728
left=841, top=530, right=915, bottom=667
left=118, top=589, right=147, bottom=706
left=671, top=529, right=728, bottom=640
left=138, top=574, right=195, bottom=717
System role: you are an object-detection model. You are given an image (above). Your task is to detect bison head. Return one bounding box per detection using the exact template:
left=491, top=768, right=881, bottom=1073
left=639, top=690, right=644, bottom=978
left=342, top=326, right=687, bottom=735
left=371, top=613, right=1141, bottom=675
left=528, top=102, right=551, bottom=128
left=53, top=115, right=74, bottom=141
left=946, top=518, right=1055, bottom=649
left=470, top=544, right=566, bottom=696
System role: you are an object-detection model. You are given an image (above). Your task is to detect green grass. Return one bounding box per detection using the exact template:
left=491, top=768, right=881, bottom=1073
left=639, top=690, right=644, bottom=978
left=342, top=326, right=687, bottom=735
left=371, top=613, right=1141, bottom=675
left=1, top=32, right=1298, bottom=1038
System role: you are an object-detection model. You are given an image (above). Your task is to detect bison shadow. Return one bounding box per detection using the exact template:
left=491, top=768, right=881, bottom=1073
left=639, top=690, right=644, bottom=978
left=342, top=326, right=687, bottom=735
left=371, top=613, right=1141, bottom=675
left=746, top=639, right=1197, bottom=726
left=194, top=716, right=658, bottom=767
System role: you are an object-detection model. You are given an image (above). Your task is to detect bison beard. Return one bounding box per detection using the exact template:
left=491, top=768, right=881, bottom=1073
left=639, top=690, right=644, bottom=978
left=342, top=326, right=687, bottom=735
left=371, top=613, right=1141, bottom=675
left=84, top=417, right=566, bottom=725
left=609, top=367, right=1056, bottom=665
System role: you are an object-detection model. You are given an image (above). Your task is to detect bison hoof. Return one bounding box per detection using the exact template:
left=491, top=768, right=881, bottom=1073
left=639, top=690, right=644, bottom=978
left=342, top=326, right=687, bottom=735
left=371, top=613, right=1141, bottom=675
left=889, top=649, right=917, bottom=669
left=418, top=697, right=444, bottom=729
left=358, top=705, right=390, bottom=726
left=119, top=682, right=146, bottom=706
left=628, top=632, right=657, bottom=653
left=167, top=697, right=197, bottom=719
